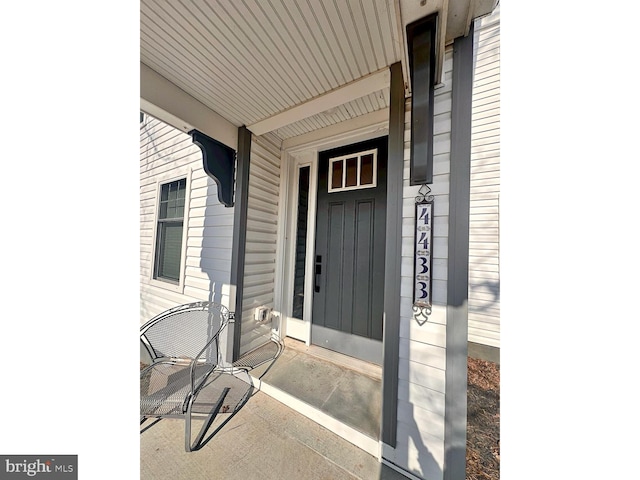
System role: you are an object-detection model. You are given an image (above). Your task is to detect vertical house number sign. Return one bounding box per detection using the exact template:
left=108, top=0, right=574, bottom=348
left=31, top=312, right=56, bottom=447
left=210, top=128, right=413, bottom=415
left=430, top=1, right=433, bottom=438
left=413, top=185, right=433, bottom=324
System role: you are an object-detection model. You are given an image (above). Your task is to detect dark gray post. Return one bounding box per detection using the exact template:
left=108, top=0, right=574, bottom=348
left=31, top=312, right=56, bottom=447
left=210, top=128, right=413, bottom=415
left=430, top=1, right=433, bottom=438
left=444, top=25, right=474, bottom=480
left=230, top=126, right=252, bottom=362
left=407, top=14, right=436, bottom=185
left=381, top=61, right=405, bottom=447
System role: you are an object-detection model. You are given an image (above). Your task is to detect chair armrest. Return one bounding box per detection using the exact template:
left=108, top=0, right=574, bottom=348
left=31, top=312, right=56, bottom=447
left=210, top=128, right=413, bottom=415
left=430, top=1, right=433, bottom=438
left=139, top=301, right=231, bottom=397
left=188, top=316, right=229, bottom=395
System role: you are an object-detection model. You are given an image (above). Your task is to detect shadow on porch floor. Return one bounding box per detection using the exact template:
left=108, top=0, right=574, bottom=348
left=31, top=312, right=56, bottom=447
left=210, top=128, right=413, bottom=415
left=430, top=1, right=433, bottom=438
left=140, top=388, right=407, bottom=480
left=140, top=338, right=406, bottom=479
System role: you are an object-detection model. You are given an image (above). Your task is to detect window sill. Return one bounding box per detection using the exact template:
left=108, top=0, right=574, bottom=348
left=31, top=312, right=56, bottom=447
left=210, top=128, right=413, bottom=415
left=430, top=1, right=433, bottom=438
left=149, top=277, right=184, bottom=294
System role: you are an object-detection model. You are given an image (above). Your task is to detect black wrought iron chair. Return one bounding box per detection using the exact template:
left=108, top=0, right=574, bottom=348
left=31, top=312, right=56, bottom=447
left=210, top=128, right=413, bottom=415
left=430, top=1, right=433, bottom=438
left=140, top=301, right=252, bottom=451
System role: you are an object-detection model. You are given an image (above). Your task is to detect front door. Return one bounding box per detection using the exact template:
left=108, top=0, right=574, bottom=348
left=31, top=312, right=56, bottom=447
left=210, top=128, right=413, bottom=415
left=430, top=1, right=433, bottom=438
left=312, top=136, right=387, bottom=365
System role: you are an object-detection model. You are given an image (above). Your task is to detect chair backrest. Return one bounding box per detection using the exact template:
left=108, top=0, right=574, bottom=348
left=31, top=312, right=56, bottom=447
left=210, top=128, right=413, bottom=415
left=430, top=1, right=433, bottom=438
left=140, top=302, right=229, bottom=362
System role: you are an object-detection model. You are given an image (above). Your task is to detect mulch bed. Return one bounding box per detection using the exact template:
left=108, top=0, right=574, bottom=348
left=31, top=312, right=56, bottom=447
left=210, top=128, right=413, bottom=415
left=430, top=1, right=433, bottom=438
left=467, top=357, right=500, bottom=480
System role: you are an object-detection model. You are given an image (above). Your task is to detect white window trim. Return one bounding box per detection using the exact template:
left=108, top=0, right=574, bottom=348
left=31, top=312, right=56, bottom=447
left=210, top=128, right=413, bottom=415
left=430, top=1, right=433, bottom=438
left=327, top=148, right=378, bottom=193
left=149, top=167, right=193, bottom=294
left=280, top=154, right=318, bottom=343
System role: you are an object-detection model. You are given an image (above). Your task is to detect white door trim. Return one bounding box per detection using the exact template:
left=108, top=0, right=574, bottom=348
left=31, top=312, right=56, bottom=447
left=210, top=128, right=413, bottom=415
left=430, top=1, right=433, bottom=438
left=277, top=112, right=390, bottom=346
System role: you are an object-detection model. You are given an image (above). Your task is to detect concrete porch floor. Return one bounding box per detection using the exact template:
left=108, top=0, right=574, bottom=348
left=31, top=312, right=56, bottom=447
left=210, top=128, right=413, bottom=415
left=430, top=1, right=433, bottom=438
left=140, top=389, right=405, bottom=480
left=141, top=338, right=404, bottom=479
left=249, top=338, right=383, bottom=440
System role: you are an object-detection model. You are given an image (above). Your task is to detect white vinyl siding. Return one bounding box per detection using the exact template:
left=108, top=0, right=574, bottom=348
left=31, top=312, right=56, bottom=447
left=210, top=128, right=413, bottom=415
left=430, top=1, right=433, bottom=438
left=140, top=115, right=235, bottom=324
left=239, top=132, right=282, bottom=355
left=469, top=5, right=500, bottom=348
left=383, top=46, right=454, bottom=480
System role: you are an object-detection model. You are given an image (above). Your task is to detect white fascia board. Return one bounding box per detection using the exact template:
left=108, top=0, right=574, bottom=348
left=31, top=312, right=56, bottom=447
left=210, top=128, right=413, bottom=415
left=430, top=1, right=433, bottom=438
left=392, top=0, right=411, bottom=97
left=436, top=0, right=449, bottom=84
left=248, top=68, right=391, bottom=136
left=140, top=62, right=238, bottom=150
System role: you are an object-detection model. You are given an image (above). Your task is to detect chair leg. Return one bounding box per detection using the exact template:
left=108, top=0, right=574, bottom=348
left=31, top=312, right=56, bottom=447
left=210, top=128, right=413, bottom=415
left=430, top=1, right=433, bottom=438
left=184, top=387, right=231, bottom=452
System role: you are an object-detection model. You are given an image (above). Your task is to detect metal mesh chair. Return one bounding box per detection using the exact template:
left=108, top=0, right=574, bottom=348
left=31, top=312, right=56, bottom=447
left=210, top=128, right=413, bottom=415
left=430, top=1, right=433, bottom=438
left=140, top=301, right=250, bottom=451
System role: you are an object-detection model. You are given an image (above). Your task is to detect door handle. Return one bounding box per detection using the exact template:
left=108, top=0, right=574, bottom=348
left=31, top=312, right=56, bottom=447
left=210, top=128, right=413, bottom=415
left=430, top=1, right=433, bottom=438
left=314, top=255, right=322, bottom=293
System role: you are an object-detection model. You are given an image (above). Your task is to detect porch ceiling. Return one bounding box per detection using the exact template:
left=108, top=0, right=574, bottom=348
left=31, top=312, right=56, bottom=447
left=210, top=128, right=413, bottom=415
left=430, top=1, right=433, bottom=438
left=140, top=0, right=497, bottom=141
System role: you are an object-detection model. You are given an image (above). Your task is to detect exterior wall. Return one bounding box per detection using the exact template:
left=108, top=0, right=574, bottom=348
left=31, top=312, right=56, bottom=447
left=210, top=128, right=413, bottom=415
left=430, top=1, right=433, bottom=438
left=469, top=6, right=500, bottom=348
left=140, top=115, right=234, bottom=324
left=384, top=47, right=454, bottom=480
left=238, top=132, right=282, bottom=355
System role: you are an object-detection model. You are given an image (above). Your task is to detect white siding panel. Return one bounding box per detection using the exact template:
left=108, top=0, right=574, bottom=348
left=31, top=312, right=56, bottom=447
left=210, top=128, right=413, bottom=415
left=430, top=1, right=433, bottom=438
left=395, top=422, right=445, bottom=479
left=399, top=338, right=446, bottom=371
left=469, top=5, right=500, bottom=347
left=140, top=114, right=235, bottom=325
left=397, top=379, right=446, bottom=418
left=397, top=357, right=446, bottom=396
left=399, top=319, right=446, bottom=349
left=239, top=133, right=282, bottom=355
left=398, top=401, right=445, bottom=441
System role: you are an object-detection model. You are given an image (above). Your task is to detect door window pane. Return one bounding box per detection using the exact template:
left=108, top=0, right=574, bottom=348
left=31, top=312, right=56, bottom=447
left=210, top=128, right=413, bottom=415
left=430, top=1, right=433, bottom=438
left=360, top=154, right=374, bottom=185
left=331, top=160, right=343, bottom=190
left=345, top=157, right=358, bottom=187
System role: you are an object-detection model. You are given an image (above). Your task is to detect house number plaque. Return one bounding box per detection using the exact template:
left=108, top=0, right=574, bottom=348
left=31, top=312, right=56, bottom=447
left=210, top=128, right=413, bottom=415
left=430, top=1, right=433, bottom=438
left=413, top=185, right=433, bottom=324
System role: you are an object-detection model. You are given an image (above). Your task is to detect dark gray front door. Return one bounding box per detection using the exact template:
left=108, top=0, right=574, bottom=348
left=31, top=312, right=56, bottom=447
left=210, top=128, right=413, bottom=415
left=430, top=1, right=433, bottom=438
left=312, top=136, right=387, bottom=365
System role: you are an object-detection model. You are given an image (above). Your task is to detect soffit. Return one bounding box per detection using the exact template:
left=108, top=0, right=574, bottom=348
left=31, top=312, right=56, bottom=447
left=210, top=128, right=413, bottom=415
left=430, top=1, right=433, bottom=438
left=140, top=0, right=497, bottom=140
left=140, top=0, right=402, bottom=139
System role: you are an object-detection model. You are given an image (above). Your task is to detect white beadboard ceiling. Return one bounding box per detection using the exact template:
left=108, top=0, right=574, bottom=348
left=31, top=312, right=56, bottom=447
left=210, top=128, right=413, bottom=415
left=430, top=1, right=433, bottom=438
left=140, top=0, right=497, bottom=141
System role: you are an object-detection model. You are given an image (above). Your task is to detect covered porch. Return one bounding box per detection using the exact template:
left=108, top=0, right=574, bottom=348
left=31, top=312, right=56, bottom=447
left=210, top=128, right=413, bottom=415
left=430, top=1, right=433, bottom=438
left=140, top=1, right=497, bottom=479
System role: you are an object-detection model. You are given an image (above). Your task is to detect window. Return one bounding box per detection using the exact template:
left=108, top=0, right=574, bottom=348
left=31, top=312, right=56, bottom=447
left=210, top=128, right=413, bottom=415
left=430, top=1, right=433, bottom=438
left=154, top=178, right=186, bottom=283
left=292, top=166, right=310, bottom=319
left=328, top=148, right=377, bottom=193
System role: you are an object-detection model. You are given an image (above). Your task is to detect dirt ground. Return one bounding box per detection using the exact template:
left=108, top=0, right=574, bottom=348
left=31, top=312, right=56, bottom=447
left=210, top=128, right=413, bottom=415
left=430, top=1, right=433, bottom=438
left=467, top=357, right=500, bottom=480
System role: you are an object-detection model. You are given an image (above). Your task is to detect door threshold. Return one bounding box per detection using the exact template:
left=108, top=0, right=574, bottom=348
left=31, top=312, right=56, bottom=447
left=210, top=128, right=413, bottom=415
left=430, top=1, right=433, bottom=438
left=284, top=337, right=382, bottom=381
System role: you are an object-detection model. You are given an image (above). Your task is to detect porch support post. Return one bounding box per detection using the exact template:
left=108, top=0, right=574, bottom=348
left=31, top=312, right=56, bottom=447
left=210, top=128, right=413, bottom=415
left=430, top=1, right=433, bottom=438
left=230, top=126, right=252, bottom=362
left=381, top=61, right=405, bottom=447
left=444, top=25, right=474, bottom=480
